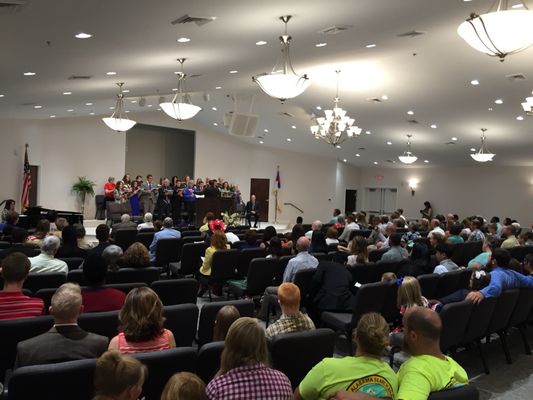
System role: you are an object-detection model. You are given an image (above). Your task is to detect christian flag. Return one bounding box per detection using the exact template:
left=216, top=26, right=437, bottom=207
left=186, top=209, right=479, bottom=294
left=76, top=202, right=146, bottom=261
left=275, top=166, right=281, bottom=189
left=21, top=144, right=31, bottom=211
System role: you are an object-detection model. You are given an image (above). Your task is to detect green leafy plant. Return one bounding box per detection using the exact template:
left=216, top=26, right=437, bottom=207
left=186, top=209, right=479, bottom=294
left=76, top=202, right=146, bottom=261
left=221, top=211, right=241, bottom=227
left=71, top=176, right=96, bottom=215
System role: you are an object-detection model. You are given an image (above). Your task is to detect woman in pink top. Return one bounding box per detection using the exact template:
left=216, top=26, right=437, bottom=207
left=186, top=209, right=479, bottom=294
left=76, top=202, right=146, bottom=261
left=109, top=287, right=176, bottom=354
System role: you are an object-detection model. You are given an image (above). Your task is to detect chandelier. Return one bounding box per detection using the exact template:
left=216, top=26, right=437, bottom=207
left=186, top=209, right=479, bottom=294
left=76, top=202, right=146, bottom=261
left=252, top=15, right=310, bottom=103
left=457, top=0, right=533, bottom=61
left=160, top=58, right=202, bottom=121
left=310, top=70, right=361, bottom=147
left=471, top=128, right=495, bottom=162
left=521, top=95, right=533, bottom=115
left=102, top=83, right=137, bottom=132
left=398, top=134, right=418, bottom=164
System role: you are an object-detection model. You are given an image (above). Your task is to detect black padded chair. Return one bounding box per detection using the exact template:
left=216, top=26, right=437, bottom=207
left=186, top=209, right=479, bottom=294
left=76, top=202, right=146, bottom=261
left=381, top=282, right=401, bottom=324
left=163, top=304, right=199, bottom=347
left=95, top=194, right=106, bottom=220
left=23, top=272, right=66, bottom=293
left=310, top=252, right=330, bottom=262
left=293, top=268, right=317, bottom=309
left=0, top=315, right=54, bottom=381
left=452, top=241, right=483, bottom=267
left=435, top=270, right=464, bottom=299
left=58, top=257, right=84, bottom=271
left=135, top=232, right=155, bottom=250
left=418, top=273, right=440, bottom=298
left=208, top=249, right=240, bottom=300
left=197, top=299, right=255, bottom=347
left=104, top=282, right=148, bottom=294
left=368, top=247, right=388, bottom=262
left=274, top=255, right=294, bottom=286
left=270, top=328, right=336, bottom=389
left=116, top=267, right=159, bottom=284
left=427, top=385, right=479, bottom=400
left=170, top=242, right=209, bottom=277
left=151, top=279, right=199, bottom=305
left=182, top=236, right=204, bottom=245
left=154, top=238, right=182, bottom=276
left=460, top=296, right=498, bottom=374
left=133, top=347, right=197, bottom=400
left=6, top=358, right=96, bottom=400
left=197, top=341, right=224, bottom=384
left=34, top=288, right=57, bottom=312
left=182, top=230, right=202, bottom=237
left=439, top=300, right=473, bottom=353
left=228, top=258, right=278, bottom=299
left=113, top=229, right=139, bottom=251
left=67, top=269, right=89, bottom=286
left=78, top=310, right=119, bottom=340
left=505, top=287, right=533, bottom=355
left=0, top=240, right=12, bottom=249
left=237, top=248, right=266, bottom=277
left=485, top=289, right=520, bottom=364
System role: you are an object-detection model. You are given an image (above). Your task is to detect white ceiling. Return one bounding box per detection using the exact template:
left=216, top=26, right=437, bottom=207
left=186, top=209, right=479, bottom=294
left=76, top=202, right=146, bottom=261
left=1, top=0, right=533, bottom=167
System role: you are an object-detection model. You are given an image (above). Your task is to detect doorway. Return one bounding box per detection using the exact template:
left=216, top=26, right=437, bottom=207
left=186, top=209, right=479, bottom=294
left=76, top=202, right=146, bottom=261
left=29, top=165, right=39, bottom=207
left=345, top=190, right=357, bottom=215
left=249, top=178, right=269, bottom=222
left=365, top=188, right=397, bottom=215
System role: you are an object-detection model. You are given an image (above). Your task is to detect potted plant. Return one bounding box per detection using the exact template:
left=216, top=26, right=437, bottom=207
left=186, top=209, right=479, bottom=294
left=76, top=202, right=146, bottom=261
left=71, top=176, right=96, bottom=216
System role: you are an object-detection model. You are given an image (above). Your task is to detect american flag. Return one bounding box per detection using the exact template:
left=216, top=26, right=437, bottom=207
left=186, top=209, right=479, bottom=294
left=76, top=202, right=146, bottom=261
left=21, top=145, right=31, bottom=211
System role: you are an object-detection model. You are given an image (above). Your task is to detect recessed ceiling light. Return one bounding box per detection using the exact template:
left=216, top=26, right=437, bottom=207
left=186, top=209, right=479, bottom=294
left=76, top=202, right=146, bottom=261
left=516, top=115, right=524, bottom=120
left=470, top=79, right=480, bottom=85
left=494, top=98, right=503, bottom=104
left=157, top=108, right=161, bottom=111
left=365, top=130, right=371, bottom=135
left=215, top=86, right=222, bottom=90
left=177, top=37, right=191, bottom=43
left=424, top=160, right=429, bottom=163
left=381, top=95, right=388, bottom=100
left=430, top=124, right=437, bottom=129
left=23, top=72, right=36, bottom=76
left=67, top=109, right=74, bottom=112
left=470, top=148, right=476, bottom=152
left=147, top=104, right=153, bottom=108
left=366, top=44, right=377, bottom=48
left=33, top=105, right=42, bottom=109
left=407, top=110, right=414, bottom=115
left=75, top=32, right=92, bottom=39
left=213, top=122, right=218, bottom=126
left=355, top=154, right=360, bottom=157
left=62, top=91, right=72, bottom=95
left=451, top=137, right=458, bottom=141
left=89, top=112, right=95, bottom=115
left=286, top=138, right=292, bottom=142
left=256, top=40, right=267, bottom=46
left=229, top=70, right=238, bottom=74
left=315, top=136, right=320, bottom=139
left=343, top=159, right=347, bottom=162
left=264, top=129, right=269, bottom=132
left=125, top=110, right=130, bottom=113
left=130, top=100, right=137, bottom=103
left=259, top=140, right=264, bottom=144
left=373, top=161, right=378, bottom=165
left=315, top=42, right=327, bottom=47
left=106, top=71, right=117, bottom=76
left=49, top=115, right=56, bottom=118
left=0, top=94, right=4, bottom=98
left=316, top=106, right=322, bottom=110
left=488, top=107, right=493, bottom=111
left=336, top=145, right=341, bottom=149
left=172, top=88, right=178, bottom=91
left=291, top=125, right=296, bottom=129
left=109, top=106, right=114, bottom=110
left=211, top=107, right=217, bottom=111
left=85, top=102, right=93, bottom=106
left=386, top=141, right=392, bottom=145
left=122, top=89, right=130, bottom=93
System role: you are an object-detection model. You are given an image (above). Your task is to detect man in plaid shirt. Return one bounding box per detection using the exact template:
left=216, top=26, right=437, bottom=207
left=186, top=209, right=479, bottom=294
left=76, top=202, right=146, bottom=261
left=266, top=283, right=315, bottom=339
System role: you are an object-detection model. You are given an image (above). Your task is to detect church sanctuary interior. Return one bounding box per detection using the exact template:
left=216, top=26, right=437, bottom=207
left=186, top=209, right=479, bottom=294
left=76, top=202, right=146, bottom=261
left=1, top=1, right=533, bottom=399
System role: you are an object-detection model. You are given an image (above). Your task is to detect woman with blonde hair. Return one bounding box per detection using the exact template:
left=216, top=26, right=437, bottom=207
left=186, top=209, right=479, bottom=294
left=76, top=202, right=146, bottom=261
left=397, top=276, right=429, bottom=312
left=198, top=230, right=230, bottom=297
left=122, top=242, right=150, bottom=268
left=206, top=317, right=292, bottom=399
left=161, top=372, right=206, bottom=400
left=109, top=287, right=176, bottom=354
left=93, top=350, right=147, bottom=400
left=296, top=312, right=397, bottom=399
left=212, top=305, right=240, bottom=342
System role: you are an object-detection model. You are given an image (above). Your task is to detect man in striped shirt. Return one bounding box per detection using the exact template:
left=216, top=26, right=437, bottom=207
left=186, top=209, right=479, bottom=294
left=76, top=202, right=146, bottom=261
left=0, top=252, right=44, bottom=320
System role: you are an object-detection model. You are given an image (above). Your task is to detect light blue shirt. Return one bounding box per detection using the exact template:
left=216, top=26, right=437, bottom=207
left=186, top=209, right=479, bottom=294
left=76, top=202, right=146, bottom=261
left=149, top=228, right=182, bottom=262
left=434, top=259, right=460, bottom=274
left=379, top=246, right=408, bottom=263
left=480, top=266, right=533, bottom=298
left=283, top=251, right=318, bottom=282
left=468, top=252, right=490, bottom=268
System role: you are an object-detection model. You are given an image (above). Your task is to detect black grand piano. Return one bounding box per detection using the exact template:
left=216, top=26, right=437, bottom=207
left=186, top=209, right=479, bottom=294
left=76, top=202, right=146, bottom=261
left=18, top=206, right=83, bottom=230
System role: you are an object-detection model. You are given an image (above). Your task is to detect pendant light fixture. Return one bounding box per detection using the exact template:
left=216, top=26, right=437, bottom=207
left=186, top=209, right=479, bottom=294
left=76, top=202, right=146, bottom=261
left=252, top=15, right=310, bottom=103
left=160, top=58, right=202, bottom=121
left=457, top=0, right=533, bottom=61
left=471, top=128, right=495, bottom=162
left=310, top=70, right=361, bottom=146
left=398, top=134, right=418, bottom=164
left=102, top=83, right=137, bottom=132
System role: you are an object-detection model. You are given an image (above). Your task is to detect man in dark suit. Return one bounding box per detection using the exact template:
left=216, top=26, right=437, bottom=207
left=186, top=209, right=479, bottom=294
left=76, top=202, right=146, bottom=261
left=245, top=194, right=260, bottom=228
left=202, top=180, right=221, bottom=199
left=15, top=282, right=108, bottom=368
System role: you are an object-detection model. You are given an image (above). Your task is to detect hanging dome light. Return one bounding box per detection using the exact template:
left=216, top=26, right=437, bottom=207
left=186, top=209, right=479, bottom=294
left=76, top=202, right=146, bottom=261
left=471, top=128, right=495, bottom=162
left=398, top=134, right=418, bottom=164
left=457, top=0, right=533, bottom=61
left=160, top=58, right=201, bottom=121
left=252, top=15, right=310, bottom=103
left=102, top=83, right=137, bottom=132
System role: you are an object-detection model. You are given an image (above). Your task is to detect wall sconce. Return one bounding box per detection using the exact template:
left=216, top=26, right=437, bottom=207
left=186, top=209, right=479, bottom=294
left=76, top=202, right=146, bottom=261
left=408, top=179, right=418, bottom=197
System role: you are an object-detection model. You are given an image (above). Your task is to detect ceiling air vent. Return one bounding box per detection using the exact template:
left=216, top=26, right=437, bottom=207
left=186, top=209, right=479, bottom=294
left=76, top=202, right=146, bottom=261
left=0, top=0, right=26, bottom=13
left=171, top=14, right=216, bottom=26
left=505, top=73, right=527, bottom=81
left=407, top=119, right=419, bottom=124
left=444, top=141, right=455, bottom=145
left=386, top=159, right=397, bottom=164
left=397, top=30, right=425, bottom=38
left=68, top=75, right=92, bottom=80
left=367, top=97, right=383, bottom=103
left=318, top=25, right=352, bottom=35
left=279, top=111, right=294, bottom=118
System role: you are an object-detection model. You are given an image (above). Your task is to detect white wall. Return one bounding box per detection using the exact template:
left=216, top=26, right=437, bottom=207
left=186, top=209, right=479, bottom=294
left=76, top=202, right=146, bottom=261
left=0, top=117, right=126, bottom=218
left=355, top=166, right=533, bottom=226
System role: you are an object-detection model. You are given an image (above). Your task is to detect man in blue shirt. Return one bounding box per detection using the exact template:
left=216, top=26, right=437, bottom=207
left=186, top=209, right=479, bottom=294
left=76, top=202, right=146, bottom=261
left=466, top=248, right=533, bottom=303
left=283, top=237, right=319, bottom=282
left=149, top=217, right=181, bottom=262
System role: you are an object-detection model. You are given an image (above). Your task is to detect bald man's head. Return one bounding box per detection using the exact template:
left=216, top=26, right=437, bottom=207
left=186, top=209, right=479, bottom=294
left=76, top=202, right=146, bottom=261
left=404, top=307, right=441, bottom=341
left=296, top=236, right=310, bottom=252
